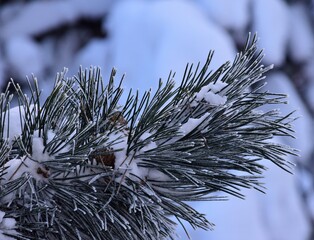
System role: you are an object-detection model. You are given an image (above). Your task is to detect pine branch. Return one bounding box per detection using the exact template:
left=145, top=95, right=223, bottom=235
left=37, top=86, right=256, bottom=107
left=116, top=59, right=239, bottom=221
left=0, top=34, right=296, bottom=239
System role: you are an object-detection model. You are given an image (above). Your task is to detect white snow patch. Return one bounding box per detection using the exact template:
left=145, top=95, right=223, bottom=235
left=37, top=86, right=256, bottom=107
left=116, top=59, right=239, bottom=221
left=109, top=131, right=128, bottom=168
left=4, top=36, right=44, bottom=79
left=146, top=169, right=170, bottom=182
left=127, top=161, right=145, bottom=182
left=197, top=0, right=250, bottom=32
left=108, top=131, right=142, bottom=184
left=4, top=106, right=59, bottom=156
left=138, top=132, right=170, bottom=182
left=288, top=3, right=314, bottom=63
left=0, top=231, right=17, bottom=240
left=252, top=0, right=289, bottom=66
left=1, top=114, right=60, bottom=202
left=31, top=130, right=53, bottom=162
left=139, top=131, right=157, bottom=153
left=4, top=106, right=23, bottom=143
left=4, top=105, right=44, bottom=144
left=191, top=81, right=227, bottom=107
left=1, top=157, right=44, bottom=203
left=0, top=211, right=17, bottom=240
left=179, top=113, right=210, bottom=136
left=0, top=218, right=16, bottom=230
left=2, top=157, right=43, bottom=182
left=108, top=130, right=170, bottom=184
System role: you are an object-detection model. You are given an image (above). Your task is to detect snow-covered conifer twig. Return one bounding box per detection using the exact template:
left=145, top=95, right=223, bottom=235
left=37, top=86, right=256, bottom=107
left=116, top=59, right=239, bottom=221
left=0, top=34, right=296, bottom=239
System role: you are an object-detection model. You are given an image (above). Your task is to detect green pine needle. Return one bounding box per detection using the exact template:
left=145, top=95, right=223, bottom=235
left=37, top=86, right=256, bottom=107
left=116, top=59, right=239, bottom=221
left=0, top=34, right=296, bottom=240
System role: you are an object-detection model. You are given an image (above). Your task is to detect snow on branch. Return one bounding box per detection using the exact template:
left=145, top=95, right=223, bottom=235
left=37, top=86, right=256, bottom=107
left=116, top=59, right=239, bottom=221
left=0, top=34, right=296, bottom=239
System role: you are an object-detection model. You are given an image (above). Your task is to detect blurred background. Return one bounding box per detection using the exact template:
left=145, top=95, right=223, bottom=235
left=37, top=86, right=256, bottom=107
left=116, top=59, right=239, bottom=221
left=0, top=0, right=314, bottom=239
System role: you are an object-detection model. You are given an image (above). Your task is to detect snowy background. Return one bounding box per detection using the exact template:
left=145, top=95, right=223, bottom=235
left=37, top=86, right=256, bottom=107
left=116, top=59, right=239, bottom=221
left=0, top=0, right=314, bottom=239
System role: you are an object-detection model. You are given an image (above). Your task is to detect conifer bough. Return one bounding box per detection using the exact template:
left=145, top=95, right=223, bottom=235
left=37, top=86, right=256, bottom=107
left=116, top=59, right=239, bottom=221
left=0, top=35, right=296, bottom=239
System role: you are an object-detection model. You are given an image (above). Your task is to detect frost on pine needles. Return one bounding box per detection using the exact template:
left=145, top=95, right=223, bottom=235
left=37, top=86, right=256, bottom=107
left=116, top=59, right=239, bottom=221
left=0, top=35, right=296, bottom=239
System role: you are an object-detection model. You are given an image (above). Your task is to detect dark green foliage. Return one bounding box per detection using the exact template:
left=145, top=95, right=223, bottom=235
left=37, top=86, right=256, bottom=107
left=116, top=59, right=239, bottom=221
left=0, top=34, right=296, bottom=239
